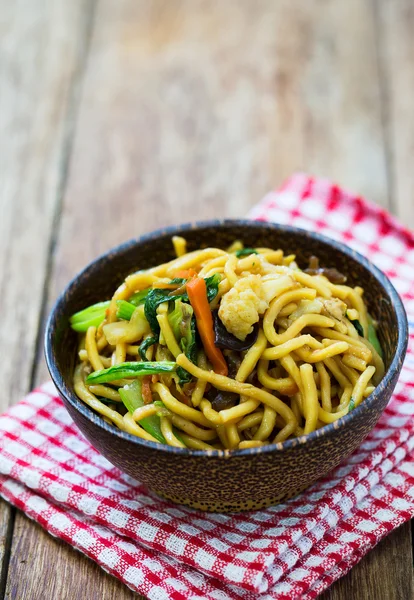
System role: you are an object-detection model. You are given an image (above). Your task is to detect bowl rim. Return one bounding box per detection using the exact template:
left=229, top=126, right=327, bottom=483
left=44, top=219, right=409, bottom=458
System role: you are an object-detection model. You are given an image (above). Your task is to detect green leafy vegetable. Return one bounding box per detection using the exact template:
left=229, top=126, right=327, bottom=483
left=144, top=288, right=172, bottom=335
left=139, top=336, right=158, bottom=361
left=116, top=300, right=136, bottom=321
left=168, top=300, right=194, bottom=353
left=70, top=301, right=110, bottom=332
left=119, top=381, right=165, bottom=443
left=86, top=361, right=176, bottom=384
left=129, top=288, right=151, bottom=306
left=168, top=299, right=197, bottom=383
left=348, top=397, right=355, bottom=413
left=203, top=273, right=222, bottom=303
left=235, top=248, right=258, bottom=257
left=347, top=314, right=364, bottom=337
left=368, top=322, right=383, bottom=358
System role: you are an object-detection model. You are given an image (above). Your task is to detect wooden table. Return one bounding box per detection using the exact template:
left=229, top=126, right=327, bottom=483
left=1, top=1, right=413, bottom=598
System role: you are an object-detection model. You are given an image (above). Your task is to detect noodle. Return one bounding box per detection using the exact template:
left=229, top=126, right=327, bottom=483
left=70, top=238, right=385, bottom=450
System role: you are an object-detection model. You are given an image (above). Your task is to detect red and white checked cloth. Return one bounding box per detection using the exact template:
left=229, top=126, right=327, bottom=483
left=1, top=174, right=413, bottom=600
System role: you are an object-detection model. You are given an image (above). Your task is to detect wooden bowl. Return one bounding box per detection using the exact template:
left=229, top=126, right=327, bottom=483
left=45, top=220, right=408, bottom=512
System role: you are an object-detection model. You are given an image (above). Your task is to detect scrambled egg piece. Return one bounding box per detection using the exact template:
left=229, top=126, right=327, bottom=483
left=218, top=275, right=269, bottom=340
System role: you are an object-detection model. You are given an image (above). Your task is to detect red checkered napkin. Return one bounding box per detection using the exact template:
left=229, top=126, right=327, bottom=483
left=1, top=174, right=414, bottom=600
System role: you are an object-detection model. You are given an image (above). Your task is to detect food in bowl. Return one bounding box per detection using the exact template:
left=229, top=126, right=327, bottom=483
left=71, top=237, right=384, bottom=451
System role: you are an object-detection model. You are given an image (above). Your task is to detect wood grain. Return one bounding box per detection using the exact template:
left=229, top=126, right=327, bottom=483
left=0, top=0, right=94, bottom=594
left=322, top=523, right=414, bottom=600
left=376, top=0, right=414, bottom=227
left=5, top=514, right=137, bottom=600
left=2, top=0, right=413, bottom=598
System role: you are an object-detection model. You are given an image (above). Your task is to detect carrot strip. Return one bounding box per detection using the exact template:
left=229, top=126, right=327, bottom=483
left=186, top=278, right=228, bottom=376
left=174, top=269, right=198, bottom=279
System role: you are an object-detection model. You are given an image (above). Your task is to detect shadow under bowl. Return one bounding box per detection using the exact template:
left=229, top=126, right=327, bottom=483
left=45, top=220, right=408, bottom=512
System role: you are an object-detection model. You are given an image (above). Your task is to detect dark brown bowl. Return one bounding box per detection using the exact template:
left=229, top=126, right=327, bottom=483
left=44, top=220, right=408, bottom=512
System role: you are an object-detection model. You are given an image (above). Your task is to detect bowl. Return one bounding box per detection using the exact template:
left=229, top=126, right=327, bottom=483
left=45, top=220, right=408, bottom=512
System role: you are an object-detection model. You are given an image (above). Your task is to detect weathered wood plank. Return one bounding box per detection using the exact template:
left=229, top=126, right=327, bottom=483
left=35, top=0, right=390, bottom=319
left=0, top=0, right=90, bottom=405
left=7, top=0, right=411, bottom=598
left=5, top=514, right=137, bottom=600
left=0, top=0, right=94, bottom=595
left=322, top=523, right=414, bottom=600
left=376, top=0, right=414, bottom=228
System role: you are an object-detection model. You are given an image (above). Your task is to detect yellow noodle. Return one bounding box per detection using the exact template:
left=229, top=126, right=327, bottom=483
left=352, top=366, right=376, bottom=407
left=73, top=240, right=384, bottom=449
left=294, top=341, right=349, bottom=363
left=153, top=382, right=212, bottom=427
left=225, top=423, right=241, bottom=449
left=126, top=344, right=140, bottom=355
left=224, top=254, right=239, bottom=286
left=291, top=394, right=303, bottom=423
left=176, top=354, right=297, bottom=440
left=172, top=235, right=187, bottom=257
left=198, top=256, right=227, bottom=277
left=279, top=355, right=304, bottom=395
left=88, top=385, right=121, bottom=402
left=259, top=250, right=284, bottom=264
left=219, top=399, right=261, bottom=424
left=347, top=308, right=359, bottom=321
left=335, top=356, right=359, bottom=386
left=361, top=338, right=385, bottom=383
left=317, top=331, right=372, bottom=361
left=278, top=302, right=298, bottom=317
left=324, top=357, right=351, bottom=389
left=165, top=248, right=227, bottom=277
left=132, top=404, right=159, bottom=422
left=315, top=362, right=331, bottom=412
left=300, top=364, right=319, bottom=434
left=257, top=360, right=298, bottom=396
left=291, top=271, right=332, bottom=298
left=264, top=288, right=316, bottom=336
left=125, top=270, right=166, bottom=292
left=253, top=405, right=277, bottom=441
left=123, top=413, right=159, bottom=442
left=239, top=440, right=265, bottom=449
left=322, top=281, right=350, bottom=300
left=191, top=352, right=208, bottom=407
left=236, top=329, right=268, bottom=382
left=347, top=288, right=369, bottom=335
left=79, top=349, right=88, bottom=362
left=199, top=399, right=222, bottom=425
left=342, top=354, right=367, bottom=371
left=160, top=417, right=186, bottom=448
left=96, top=334, right=108, bottom=352
left=227, top=240, right=243, bottom=253
left=318, top=406, right=349, bottom=423
left=74, top=365, right=126, bottom=431
left=216, top=425, right=229, bottom=449
left=115, top=342, right=127, bottom=364
left=271, top=314, right=335, bottom=346
left=156, top=313, right=182, bottom=357
left=236, top=411, right=264, bottom=432
left=178, top=434, right=215, bottom=450
left=261, top=335, right=321, bottom=361
left=336, top=386, right=353, bottom=411
left=170, top=414, right=217, bottom=441
left=85, top=326, right=104, bottom=372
